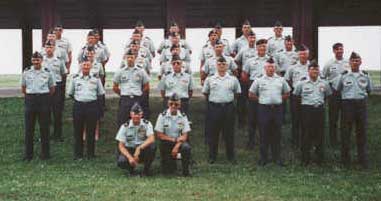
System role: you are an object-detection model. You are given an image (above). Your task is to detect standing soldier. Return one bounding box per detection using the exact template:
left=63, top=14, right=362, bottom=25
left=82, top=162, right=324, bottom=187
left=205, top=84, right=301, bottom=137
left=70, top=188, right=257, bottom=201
left=155, top=94, right=192, bottom=176
left=113, top=50, right=150, bottom=126
left=22, top=52, right=55, bottom=161
left=54, top=25, right=72, bottom=71
left=321, top=43, right=349, bottom=146
left=158, top=55, right=194, bottom=115
left=123, top=40, right=152, bottom=73
left=158, top=21, right=192, bottom=55
left=202, top=57, right=241, bottom=164
left=274, top=36, right=298, bottom=77
left=248, top=58, right=290, bottom=166
left=160, top=44, right=191, bottom=66
left=68, top=58, right=105, bottom=159
left=333, top=52, right=373, bottom=169
left=159, top=44, right=192, bottom=79
left=134, top=20, right=156, bottom=57
left=116, top=103, right=156, bottom=176
left=43, top=40, right=66, bottom=142
left=125, top=32, right=153, bottom=63
left=231, top=20, right=252, bottom=56
left=199, top=30, right=219, bottom=76
left=267, top=21, right=285, bottom=57
left=285, top=45, right=310, bottom=148
left=241, top=39, right=270, bottom=149
left=293, top=61, right=332, bottom=166
left=208, top=22, right=232, bottom=56
left=78, top=31, right=108, bottom=66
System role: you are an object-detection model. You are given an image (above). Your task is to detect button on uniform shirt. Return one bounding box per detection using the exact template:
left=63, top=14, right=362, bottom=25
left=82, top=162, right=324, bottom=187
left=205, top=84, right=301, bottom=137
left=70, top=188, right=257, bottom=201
left=78, top=44, right=108, bottom=64
left=160, top=48, right=191, bottom=64
left=321, top=58, right=349, bottom=84
left=113, top=66, right=150, bottom=96
left=199, top=44, right=215, bottom=65
left=202, top=74, right=241, bottom=103
left=68, top=74, right=105, bottom=102
left=158, top=72, right=193, bottom=98
left=284, top=61, right=309, bottom=88
left=203, top=55, right=237, bottom=76
left=154, top=109, right=191, bottom=138
left=231, top=35, right=249, bottom=54
left=43, top=56, right=66, bottom=83
left=21, top=66, right=55, bottom=94
left=249, top=74, right=291, bottom=105
left=243, top=55, right=270, bottom=81
left=234, top=46, right=257, bottom=66
left=293, top=77, right=332, bottom=106
left=274, top=49, right=299, bottom=73
left=160, top=61, right=191, bottom=76
left=267, top=36, right=285, bottom=56
left=158, top=38, right=192, bottom=54
left=332, top=71, right=373, bottom=100
left=55, top=37, right=72, bottom=54
left=115, top=119, right=154, bottom=148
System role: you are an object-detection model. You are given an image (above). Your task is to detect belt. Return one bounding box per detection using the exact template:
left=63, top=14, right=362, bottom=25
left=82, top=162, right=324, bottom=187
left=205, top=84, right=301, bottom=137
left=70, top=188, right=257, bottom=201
left=302, top=104, right=324, bottom=108
left=74, top=100, right=97, bottom=105
left=342, top=99, right=366, bottom=103
left=260, top=104, right=281, bottom=108
left=209, top=102, right=233, bottom=107
left=26, top=93, right=49, bottom=96
left=121, top=95, right=141, bottom=99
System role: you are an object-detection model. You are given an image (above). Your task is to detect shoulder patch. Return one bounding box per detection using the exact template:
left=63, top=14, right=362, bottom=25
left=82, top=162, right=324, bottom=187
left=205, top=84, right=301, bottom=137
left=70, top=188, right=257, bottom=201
left=123, top=123, right=128, bottom=127
left=300, top=76, right=307, bottom=81
left=362, top=70, right=368, bottom=75
left=143, top=119, right=149, bottom=124
left=44, top=68, right=50, bottom=72
left=161, top=110, right=167, bottom=115
left=24, top=66, right=31, bottom=71
left=341, top=70, right=348, bottom=75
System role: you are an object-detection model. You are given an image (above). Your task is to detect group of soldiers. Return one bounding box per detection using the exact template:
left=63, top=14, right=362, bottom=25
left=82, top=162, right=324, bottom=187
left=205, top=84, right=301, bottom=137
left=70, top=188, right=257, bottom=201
left=21, top=19, right=373, bottom=177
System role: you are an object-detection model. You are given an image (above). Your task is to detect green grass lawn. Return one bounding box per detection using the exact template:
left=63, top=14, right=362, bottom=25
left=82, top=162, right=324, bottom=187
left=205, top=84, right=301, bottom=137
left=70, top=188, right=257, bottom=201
left=0, top=96, right=381, bottom=201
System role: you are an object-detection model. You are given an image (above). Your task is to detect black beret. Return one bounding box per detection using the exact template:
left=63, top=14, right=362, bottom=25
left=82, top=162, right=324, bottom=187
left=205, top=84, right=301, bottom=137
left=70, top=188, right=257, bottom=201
left=87, top=31, right=96, bottom=36
left=248, top=31, right=256, bottom=36
left=215, top=39, right=224, bottom=45
left=130, top=40, right=140, bottom=45
left=350, top=52, right=361, bottom=59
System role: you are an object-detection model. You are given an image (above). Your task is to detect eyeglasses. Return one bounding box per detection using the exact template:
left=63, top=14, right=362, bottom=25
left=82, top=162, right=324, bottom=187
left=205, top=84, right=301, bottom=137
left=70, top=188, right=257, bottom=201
left=168, top=102, right=180, bottom=107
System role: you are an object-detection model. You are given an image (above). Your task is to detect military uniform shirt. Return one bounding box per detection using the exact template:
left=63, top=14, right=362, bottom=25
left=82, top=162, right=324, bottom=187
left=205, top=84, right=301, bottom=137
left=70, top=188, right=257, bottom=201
left=203, top=55, right=237, bottom=76
left=158, top=72, right=193, bottom=98
left=202, top=74, right=241, bottom=103
left=205, top=39, right=232, bottom=56
left=160, top=61, right=191, bottom=76
left=321, top=58, right=349, bottom=83
left=40, top=48, right=69, bottom=64
left=274, top=50, right=299, bottom=73
left=284, top=61, right=309, bottom=88
left=158, top=38, right=191, bottom=54
left=231, top=35, right=249, bottom=54
left=115, top=119, right=154, bottom=148
left=243, top=55, right=270, bottom=80
left=78, top=61, right=104, bottom=77
left=249, top=74, right=291, bottom=105
left=55, top=37, right=72, bottom=54
left=120, top=57, right=152, bottom=74
left=267, top=36, right=285, bottom=56
left=293, top=77, right=332, bottom=106
left=154, top=109, right=191, bottom=138
left=160, top=48, right=191, bottom=64
left=234, top=46, right=257, bottom=66
left=43, top=56, right=66, bottom=82
left=68, top=74, right=105, bottom=102
left=113, top=66, right=150, bottom=96
left=97, top=41, right=111, bottom=59
left=78, top=44, right=108, bottom=64
left=21, top=66, right=55, bottom=94
left=332, top=71, right=373, bottom=100
left=199, top=44, right=215, bottom=64
left=125, top=46, right=153, bottom=62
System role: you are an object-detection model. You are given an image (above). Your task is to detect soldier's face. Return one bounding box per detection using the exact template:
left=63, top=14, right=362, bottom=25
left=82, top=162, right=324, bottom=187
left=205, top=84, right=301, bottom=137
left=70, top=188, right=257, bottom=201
left=54, top=28, right=62, bottom=37
left=248, top=35, right=256, bottom=44
left=47, top=34, right=56, bottom=41
left=350, top=58, right=362, bottom=70
left=214, top=28, right=222, bottom=37
left=274, top=27, right=283, bottom=36
left=285, top=40, right=294, bottom=50
left=86, top=51, right=95, bottom=60
left=299, top=50, right=309, bottom=62
left=257, top=44, right=267, bottom=56
left=132, top=34, right=142, bottom=41
left=242, top=25, right=251, bottom=34
left=130, top=112, right=143, bottom=123
left=171, top=48, right=180, bottom=55
left=126, top=55, right=136, bottom=64
left=172, top=60, right=182, bottom=72
left=45, top=45, right=55, bottom=55
left=333, top=46, right=344, bottom=58
left=308, top=67, right=319, bottom=79
left=87, top=36, right=96, bottom=45
left=31, top=58, right=42, bottom=67
left=217, top=61, right=227, bottom=73
left=214, top=44, right=224, bottom=54
left=168, top=101, right=180, bottom=113
left=81, top=62, right=91, bottom=75
left=136, top=26, right=144, bottom=33
left=94, top=34, right=100, bottom=41
left=209, top=34, right=218, bottom=42
left=169, top=26, right=179, bottom=33
left=171, top=36, right=180, bottom=44
left=265, top=63, right=275, bottom=76
left=130, top=44, right=139, bottom=52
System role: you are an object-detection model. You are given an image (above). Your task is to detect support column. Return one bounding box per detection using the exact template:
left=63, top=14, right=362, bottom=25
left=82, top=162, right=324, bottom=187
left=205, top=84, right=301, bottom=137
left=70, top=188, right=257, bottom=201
left=40, top=0, right=57, bottom=44
left=165, top=0, right=186, bottom=37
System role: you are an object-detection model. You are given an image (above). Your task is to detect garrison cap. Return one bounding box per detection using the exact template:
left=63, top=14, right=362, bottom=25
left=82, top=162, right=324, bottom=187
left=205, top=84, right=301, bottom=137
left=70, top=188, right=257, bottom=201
left=171, top=55, right=182, bottom=62
left=298, top=44, right=309, bottom=51
left=256, top=39, right=268, bottom=46
left=266, top=57, right=275, bottom=64
left=131, top=103, right=143, bottom=114
left=32, top=51, right=43, bottom=59
left=308, top=60, right=319, bottom=68
left=217, top=56, right=227, bottom=63
left=350, top=51, right=361, bottom=59
left=169, top=93, right=180, bottom=101
left=135, top=20, right=144, bottom=27
left=274, top=20, right=283, bottom=27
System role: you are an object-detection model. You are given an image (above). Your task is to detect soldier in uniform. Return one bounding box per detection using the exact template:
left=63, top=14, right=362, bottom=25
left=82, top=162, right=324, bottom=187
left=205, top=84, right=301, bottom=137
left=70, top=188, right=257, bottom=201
left=155, top=94, right=192, bottom=176
left=77, top=31, right=108, bottom=66
left=134, top=20, right=156, bottom=57
left=21, top=52, right=55, bottom=161
left=91, top=28, right=110, bottom=87
left=125, top=31, right=153, bottom=63
left=231, top=20, right=252, bottom=56
left=285, top=45, right=310, bottom=148
left=41, top=31, right=69, bottom=70
left=160, top=44, right=191, bottom=65
left=159, top=44, right=192, bottom=79
left=241, top=39, right=270, bottom=149
left=293, top=61, right=332, bottom=165
left=321, top=43, right=349, bottom=146
left=267, top=21, right=285, bottom=57
left=54, top=25, right=72, bottom=72
left=332, top=52, right=373, bottom=169
left=42, top=40, right=66, bottom=142
left=248, top=58, right=290, bottom=166
left=202, top=57, right=241, bottom=164
left=116, top=103, right=156, bottom=176
left=201, top=40, right=238, bottom=83
left=113, top=50, right=150, bottom=126
left=199, top=30, right=219, bottom=78
left=209, top=22, right=232, bottom=56
left=68, top=58, right=105, bottom=159
left=123, top=40, right=152, bottom=73
left=158, top=55, right=194, bottom=115
left=158, top=21, right=192, bottom=55
left=274, top=35, right=298, bottom=77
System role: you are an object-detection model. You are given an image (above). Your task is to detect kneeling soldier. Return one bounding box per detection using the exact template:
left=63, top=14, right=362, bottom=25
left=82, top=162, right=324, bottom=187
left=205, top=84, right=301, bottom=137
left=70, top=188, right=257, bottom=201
left=293, top=61, right=332, bottom=165
left=155, top=94, right=192, bottom=176
left=116, top=103, right=156, bottom=176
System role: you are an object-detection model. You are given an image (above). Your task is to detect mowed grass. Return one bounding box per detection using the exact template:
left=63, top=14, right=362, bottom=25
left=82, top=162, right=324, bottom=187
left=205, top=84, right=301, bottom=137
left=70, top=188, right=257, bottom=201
left=0, top=96, right=381, bottom=201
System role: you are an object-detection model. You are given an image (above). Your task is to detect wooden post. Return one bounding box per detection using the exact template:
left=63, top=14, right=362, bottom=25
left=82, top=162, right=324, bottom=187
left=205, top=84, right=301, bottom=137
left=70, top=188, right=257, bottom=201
left=165, top=0, right=186, bottom=38
left=40, top=0, right=56, bottom=45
